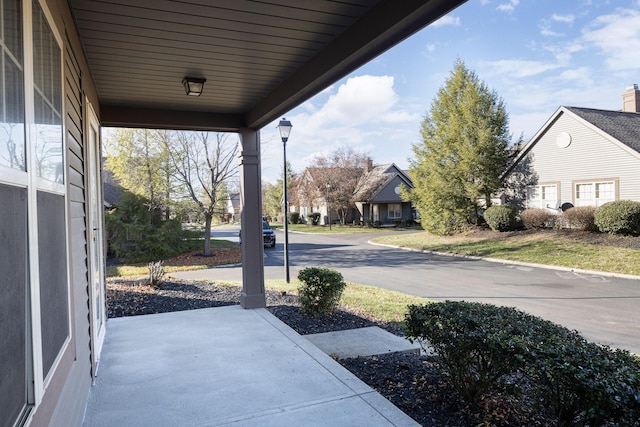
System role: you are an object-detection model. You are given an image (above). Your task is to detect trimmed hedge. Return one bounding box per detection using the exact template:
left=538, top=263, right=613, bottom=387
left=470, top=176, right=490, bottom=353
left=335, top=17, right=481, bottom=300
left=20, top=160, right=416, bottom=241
left=563, top=206, right=597, bottom=231
left=297, top=267, right=346, bottom=316
left=520, top=208, right=555, bottom=229
left=594, top=200, right=640, bottom=236
left=483, top=205, right=519, bottom=232
left=405, top=301, right=640, bottom=425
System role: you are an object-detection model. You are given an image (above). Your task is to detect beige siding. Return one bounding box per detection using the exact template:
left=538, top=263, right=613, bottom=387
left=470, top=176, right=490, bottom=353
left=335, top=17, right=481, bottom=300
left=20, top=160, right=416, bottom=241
left=528, top=110, right=640, bottom=205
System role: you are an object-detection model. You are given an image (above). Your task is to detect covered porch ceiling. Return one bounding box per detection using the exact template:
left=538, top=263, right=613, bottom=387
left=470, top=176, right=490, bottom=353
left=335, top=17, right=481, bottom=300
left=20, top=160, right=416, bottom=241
left=69, top=0, right=467, bottom=132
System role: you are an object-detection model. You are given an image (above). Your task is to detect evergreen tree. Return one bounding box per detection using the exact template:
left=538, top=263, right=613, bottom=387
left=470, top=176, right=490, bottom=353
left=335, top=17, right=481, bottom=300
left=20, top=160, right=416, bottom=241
left=407, top=60, right=514, bottom=234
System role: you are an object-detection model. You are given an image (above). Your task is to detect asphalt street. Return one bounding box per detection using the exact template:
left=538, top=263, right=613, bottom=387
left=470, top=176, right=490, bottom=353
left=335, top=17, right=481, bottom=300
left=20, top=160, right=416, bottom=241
left=173, top=226, right=640, bottom=354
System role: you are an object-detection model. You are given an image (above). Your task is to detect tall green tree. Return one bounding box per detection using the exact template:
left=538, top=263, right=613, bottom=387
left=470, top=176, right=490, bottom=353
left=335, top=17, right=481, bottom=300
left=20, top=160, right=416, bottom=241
left=407, top=60, right=514, bottom=235
left=104, top=128, right=175, bottom=222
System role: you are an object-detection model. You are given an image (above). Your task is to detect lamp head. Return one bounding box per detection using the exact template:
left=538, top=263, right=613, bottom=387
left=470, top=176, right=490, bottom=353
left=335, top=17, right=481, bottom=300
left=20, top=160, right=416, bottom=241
left=277, top=118, right=293, bottom=143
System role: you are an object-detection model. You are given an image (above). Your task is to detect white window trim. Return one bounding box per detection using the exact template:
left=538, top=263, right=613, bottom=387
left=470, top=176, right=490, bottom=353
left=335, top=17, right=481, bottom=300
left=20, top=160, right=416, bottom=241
left=526, top=183, right=559, bottom=210
left=573, top=179, right=617, bottom=207
left=21, top=0, right=71, bottom=410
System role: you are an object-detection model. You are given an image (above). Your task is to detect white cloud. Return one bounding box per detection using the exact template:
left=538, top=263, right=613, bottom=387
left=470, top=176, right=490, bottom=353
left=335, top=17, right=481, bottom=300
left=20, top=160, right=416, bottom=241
left=496, top=0, right=519, bottom=13
left=581, top=7, right=640, bottom=71
left=552, top=14, right=575, bottom=24
left=478, top=59, right=561, bottom=79
left=258, top=75, right=419, bottom=182
left=431, top=15, right=461, bottom=27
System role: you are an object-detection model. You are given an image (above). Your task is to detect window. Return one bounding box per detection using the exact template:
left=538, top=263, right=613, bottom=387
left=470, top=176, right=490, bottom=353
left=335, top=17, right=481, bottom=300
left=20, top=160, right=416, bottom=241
left=0, top=0, right=26, bottom=172
left=527, top=184, right=558, bottom=209
left=32, top=0, right=63, bottom=183
left=575, top=181, right=615, bottom=207
left=0, top=1, right=67, bottom=425
left=388, top=203, right=402, bottom=219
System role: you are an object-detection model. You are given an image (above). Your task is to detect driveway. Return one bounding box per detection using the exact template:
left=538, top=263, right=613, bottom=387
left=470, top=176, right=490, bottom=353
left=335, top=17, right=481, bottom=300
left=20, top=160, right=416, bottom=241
left=177, top=227, right=640, bottom=354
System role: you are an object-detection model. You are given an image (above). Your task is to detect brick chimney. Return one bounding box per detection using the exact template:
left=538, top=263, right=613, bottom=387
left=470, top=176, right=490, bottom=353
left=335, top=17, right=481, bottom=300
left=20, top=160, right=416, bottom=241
left=365, top=157, right=373, bottom=172
left=622, top=84, right=640, bottom=112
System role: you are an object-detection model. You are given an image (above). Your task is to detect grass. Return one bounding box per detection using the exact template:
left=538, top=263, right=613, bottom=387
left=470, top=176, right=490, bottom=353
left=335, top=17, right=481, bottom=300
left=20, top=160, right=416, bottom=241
left=211, top=279, right=428, bottom=325
left=372, top=230, right=640, bottom=276
left=106, top=239, right=238, bottom=278
left=271, top=223, right=419, bottom=234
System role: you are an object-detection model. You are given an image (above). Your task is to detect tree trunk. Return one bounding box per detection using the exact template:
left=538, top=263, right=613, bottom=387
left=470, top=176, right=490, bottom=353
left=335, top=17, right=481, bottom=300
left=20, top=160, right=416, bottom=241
left=203, top=213, right=213, bottom=256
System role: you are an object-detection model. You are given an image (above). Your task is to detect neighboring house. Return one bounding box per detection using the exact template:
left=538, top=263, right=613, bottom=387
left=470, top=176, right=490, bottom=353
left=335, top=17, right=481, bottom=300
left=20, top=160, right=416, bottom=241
left=506, top=85, right=640, bottom=211
left=226, top=192, right=241, bottom=223
left=102, top=167, right=123, bottom=209
left=295, top=166, right=361, bottom=225
left=353, top=161, right=415, bottom=225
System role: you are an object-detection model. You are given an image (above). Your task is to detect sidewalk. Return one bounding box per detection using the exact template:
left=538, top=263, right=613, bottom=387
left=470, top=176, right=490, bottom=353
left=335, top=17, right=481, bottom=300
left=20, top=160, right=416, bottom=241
left=83, top=305, right=420, bottom=426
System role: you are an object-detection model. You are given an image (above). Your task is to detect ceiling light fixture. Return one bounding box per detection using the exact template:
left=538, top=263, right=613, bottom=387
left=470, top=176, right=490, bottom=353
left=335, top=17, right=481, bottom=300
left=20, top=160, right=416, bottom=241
left=182, top=77, right=206, bottom=96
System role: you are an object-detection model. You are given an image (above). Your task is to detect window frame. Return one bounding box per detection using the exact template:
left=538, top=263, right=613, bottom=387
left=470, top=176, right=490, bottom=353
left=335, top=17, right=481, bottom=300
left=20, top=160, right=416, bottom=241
left=573, top=178, right=618, bottom=207
left=1, top=1, right=71, bottom=422
left=526, top=182, right=560, bottom=210
left=388, top=203, right=402, bottom=219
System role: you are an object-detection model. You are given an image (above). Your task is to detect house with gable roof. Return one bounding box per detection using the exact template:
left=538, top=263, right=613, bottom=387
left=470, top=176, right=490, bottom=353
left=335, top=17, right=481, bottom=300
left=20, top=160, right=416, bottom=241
left=505, top=84, right=640, bottom=211
left=353, top=160, right=415, bottom=225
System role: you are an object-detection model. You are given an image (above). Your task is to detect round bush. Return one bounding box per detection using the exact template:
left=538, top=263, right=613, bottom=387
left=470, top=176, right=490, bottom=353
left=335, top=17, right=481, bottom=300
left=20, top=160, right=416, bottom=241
left=297, top=267, right=346, bottom=316
left=594, top=200, right=640, bottom=236
left=563, top=206, right=597, bottom=231
left=483, top=205, right=519, bottom=232
left=520, top=208, right=555, bottom=230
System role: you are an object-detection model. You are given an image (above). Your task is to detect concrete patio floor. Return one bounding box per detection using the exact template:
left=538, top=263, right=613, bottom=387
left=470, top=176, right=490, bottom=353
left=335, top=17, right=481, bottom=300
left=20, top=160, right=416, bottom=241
left=82, top=305, right=419, bottom=426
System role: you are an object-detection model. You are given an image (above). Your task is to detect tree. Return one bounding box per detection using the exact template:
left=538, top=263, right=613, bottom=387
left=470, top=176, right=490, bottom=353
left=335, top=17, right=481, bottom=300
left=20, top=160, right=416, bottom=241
left=407, top=60, right=514, bottom=234
left=104, top=128, right=175, bottom=222
left=162, top=131, right=239, bottom=256
left=304, top=146, right=368, bottom=225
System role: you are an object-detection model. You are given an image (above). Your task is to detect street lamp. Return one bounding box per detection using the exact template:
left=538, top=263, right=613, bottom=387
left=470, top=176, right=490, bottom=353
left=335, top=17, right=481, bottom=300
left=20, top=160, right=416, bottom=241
left=326, top=183, right=331, bottom=231
left=278, top=118, right=292, bottom=283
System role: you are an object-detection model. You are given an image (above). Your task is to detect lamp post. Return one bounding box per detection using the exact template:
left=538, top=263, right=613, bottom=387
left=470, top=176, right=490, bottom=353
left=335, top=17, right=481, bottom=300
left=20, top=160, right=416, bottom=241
left=326, top=183, right=331, bottom=231
left=277, top=118, right=292, bottom=283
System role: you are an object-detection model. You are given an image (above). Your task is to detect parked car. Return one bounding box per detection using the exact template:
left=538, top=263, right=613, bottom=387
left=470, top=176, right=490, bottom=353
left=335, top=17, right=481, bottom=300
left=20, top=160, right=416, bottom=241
left=239, top=220, right=276, bottom=248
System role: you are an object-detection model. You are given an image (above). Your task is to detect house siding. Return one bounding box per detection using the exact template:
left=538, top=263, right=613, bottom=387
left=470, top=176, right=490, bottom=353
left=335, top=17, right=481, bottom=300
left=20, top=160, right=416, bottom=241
left=527, top=110, right=640, bottom=206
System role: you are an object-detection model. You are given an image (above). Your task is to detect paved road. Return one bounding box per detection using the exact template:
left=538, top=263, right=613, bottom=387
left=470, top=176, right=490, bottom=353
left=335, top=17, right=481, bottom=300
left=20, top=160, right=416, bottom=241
left=175, top=226, right=640, bottom=354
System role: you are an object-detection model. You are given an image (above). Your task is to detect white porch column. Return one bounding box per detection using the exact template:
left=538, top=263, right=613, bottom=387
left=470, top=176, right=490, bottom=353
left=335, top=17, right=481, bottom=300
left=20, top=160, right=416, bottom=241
left=239, top=128, right=266, bottom=308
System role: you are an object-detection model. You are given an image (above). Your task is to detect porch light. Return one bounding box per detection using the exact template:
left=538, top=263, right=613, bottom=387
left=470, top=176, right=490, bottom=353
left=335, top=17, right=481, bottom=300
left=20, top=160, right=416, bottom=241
left=182, top=77, right=206, bottom=96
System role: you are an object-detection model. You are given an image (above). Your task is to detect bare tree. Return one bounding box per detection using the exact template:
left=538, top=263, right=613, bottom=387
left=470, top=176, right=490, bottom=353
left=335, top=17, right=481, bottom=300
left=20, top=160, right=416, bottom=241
left=163, top=131, right=239, bottom=256
left=306, top=146, right=368, bottom=225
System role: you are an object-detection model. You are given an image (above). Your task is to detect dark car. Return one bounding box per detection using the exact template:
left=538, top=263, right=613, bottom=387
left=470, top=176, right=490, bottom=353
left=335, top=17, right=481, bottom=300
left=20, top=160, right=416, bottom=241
left=239, top=220, right=276, bottom=248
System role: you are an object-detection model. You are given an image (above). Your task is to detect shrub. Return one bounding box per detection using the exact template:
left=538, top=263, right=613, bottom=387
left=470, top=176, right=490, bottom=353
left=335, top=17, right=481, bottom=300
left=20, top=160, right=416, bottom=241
left=147, top=260, right=165, bottom=287
left=483, top=205, right=519, bottom=232
left=297, top=267, right=346, bottom=317
left=405, top=301, right=640, bottom=425
left=308, top=212, right=321, bottom=225
left=405, top=301, right=539, bottom=404
left=520, top=208, right=555, bottom=229
left=563, top=206, right=597, bottom=231
left=289, top=212, right=301, bottom=224
left=105, top=191, right=188, bottom=262
left=594, top=200, right=640, bottom=236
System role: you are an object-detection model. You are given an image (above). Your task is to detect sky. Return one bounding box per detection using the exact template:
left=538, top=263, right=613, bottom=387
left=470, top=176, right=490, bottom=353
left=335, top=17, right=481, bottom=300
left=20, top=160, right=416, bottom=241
left=258, top=0, right=640, bottom=184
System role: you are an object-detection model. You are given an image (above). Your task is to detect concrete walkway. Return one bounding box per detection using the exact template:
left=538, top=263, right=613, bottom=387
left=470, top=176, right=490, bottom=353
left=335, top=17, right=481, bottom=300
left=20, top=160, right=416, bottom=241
left=83, top=306, right=419, bottom=426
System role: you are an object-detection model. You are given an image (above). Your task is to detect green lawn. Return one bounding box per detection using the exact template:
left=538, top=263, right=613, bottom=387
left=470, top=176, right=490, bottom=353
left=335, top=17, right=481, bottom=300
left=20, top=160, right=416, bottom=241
left=372, top=230, right=640, bottom=276
left=211, top=279, right=428, bottom=326
left=272, top=223, right=419, bottom=234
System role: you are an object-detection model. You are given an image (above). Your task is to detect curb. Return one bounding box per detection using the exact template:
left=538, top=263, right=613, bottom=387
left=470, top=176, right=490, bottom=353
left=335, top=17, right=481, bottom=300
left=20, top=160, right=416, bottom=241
left=367, top=240, right=640, bottom=282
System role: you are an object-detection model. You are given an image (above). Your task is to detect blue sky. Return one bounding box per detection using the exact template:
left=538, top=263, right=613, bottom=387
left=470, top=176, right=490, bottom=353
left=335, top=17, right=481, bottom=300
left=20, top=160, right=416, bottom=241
left=259, top=0, right=640, bottom=183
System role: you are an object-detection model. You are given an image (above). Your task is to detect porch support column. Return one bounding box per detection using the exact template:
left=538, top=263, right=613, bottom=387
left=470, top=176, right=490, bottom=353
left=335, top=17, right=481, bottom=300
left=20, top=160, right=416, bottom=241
left=239, top=128, right=266, bottom=308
